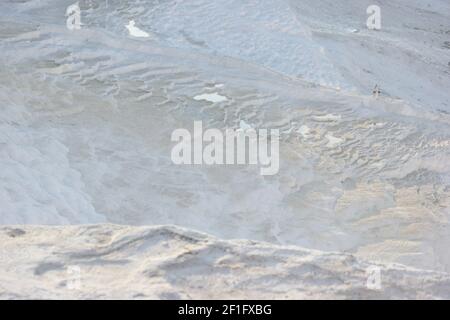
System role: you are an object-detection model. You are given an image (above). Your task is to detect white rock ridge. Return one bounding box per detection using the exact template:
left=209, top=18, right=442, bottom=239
left=0, top=225, right=449, bottom=299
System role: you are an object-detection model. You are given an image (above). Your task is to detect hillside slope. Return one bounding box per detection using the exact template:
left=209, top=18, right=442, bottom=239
left=0, top=0, right=449, bottom=298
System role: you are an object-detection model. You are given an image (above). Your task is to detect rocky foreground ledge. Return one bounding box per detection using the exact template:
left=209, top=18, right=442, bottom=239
left=0, top=224, right=449, bottom=299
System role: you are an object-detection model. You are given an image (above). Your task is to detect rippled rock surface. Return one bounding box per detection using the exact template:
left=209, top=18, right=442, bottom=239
left=1, top=0, right=450, bottom=298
